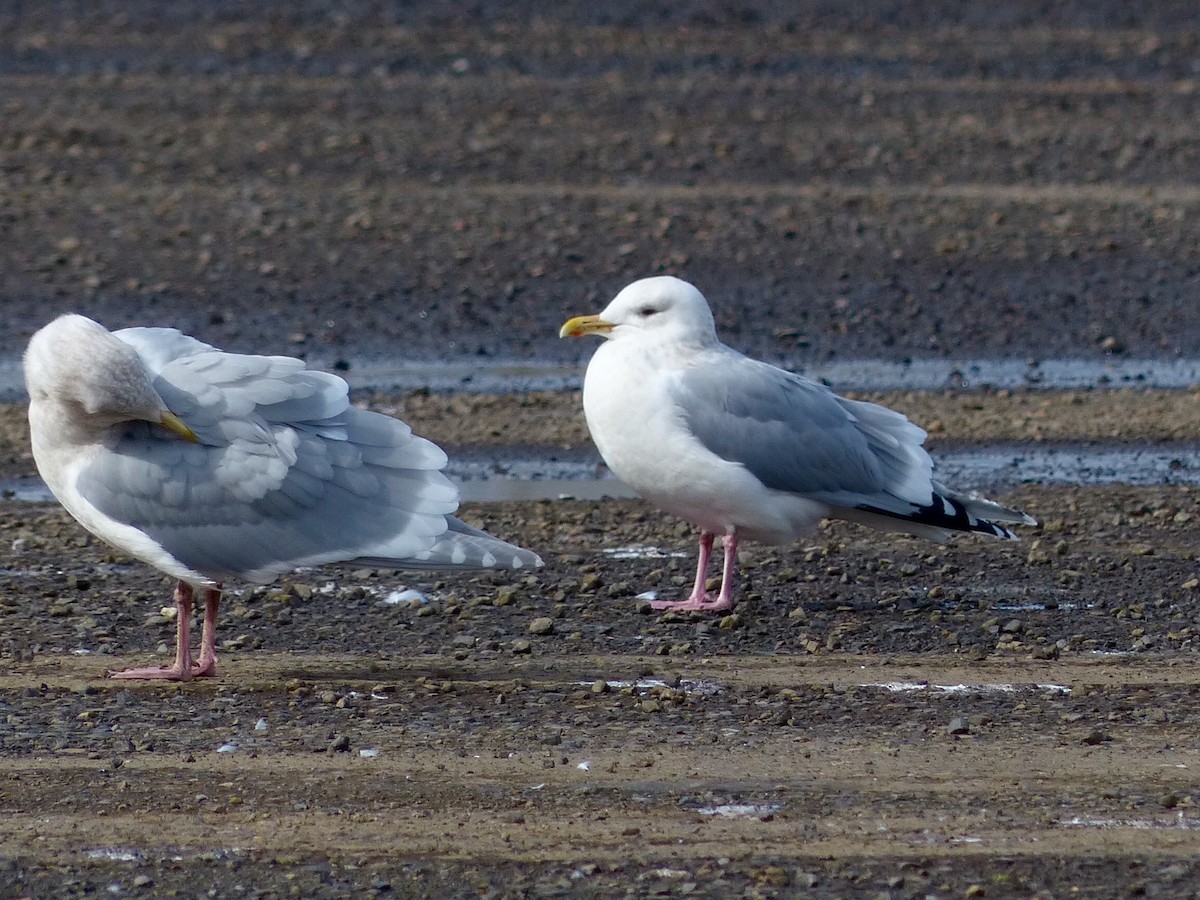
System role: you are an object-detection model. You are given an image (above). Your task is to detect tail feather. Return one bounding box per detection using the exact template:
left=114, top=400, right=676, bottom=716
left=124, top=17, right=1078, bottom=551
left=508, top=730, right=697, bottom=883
left=839, top=483, right=1036, bottom=542
left=353, top=515, right=543, bottom=571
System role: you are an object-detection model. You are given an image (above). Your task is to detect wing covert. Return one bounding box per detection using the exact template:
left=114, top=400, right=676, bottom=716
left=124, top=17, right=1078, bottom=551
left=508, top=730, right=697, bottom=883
left=673, top=357, right=935, bottom=506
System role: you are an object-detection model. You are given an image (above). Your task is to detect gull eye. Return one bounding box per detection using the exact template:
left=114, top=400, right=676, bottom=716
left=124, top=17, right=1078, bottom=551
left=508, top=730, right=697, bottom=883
left=637, top=305, right=658, bottom=318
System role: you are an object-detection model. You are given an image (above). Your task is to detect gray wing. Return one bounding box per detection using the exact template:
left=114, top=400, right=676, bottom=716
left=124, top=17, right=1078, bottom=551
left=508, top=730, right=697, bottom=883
left=671, top=354, right=936, bottom=512
left=76, top=334, right=540, bottom=582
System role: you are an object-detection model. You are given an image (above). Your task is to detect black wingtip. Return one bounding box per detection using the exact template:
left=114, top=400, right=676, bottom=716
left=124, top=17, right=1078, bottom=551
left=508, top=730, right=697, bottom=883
left=857, top=492, right=1025, bottom=540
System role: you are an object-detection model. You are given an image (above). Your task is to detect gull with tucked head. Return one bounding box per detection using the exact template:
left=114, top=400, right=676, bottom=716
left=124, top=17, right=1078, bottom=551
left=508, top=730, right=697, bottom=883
left=561, top=276, right=1035, bottom=612
left=24, top=314, right=542, bottom=681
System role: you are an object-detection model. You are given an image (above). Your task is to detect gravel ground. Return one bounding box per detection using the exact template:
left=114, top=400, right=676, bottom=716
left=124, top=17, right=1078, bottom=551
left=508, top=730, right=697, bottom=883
left=4, top=2, right=1200, bottom=898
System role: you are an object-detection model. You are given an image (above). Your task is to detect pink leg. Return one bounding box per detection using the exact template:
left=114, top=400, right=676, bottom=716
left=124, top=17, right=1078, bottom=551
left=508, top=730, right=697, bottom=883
left=651, top=530, right=735, bottom=612
left=109, top=581, right=198, bottom=681
left=709, top=531, right=739, bottom=611
left=191, top=587, right=220, bottom=678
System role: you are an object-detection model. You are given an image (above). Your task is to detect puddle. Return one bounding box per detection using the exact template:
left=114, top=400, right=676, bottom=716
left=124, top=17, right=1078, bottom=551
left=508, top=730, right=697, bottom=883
left=802, top=357, right=1200, bottom=392
left=992, top=602, right=1089, bottom=612
left=83, top=847, right=239, bottom=862
left=1, top=477, right=54, bottom=503
left=85, top=849, right=144, bottom=862
left=334, top=355, right=1200, bottom=394
left=602, top=546, right=690, bottom=560
left=380, top=588, right=430, bottom=606
left=578, top=677, right=725, bottom=697
left=695, top=803, right=781, bottom=819
left=1059, top=814, right=1200, bottom=830
left=3, top=355, right=1199, bottom=402
left=864, top=682, right=1072, bottom=695
left=932, top=444, right=1200, bottom=489
left=6, top=444, right=1199, bottom=506
left=457, top=477, right=636, bottom=503
left=452, top=444, right=1200, bottom=500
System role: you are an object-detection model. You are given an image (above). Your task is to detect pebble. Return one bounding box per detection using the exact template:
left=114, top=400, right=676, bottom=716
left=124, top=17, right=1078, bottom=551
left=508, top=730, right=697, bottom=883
left=328, top=735, right=351, bottom=753
left=947, top=717, right=970, bottom=736
left=529, top=617, right=554, bottom=635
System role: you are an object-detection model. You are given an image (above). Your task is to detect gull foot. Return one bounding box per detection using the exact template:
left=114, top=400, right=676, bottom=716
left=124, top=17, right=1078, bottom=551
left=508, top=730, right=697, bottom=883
left=107, top=660, right=218, bottom=681
left=649, top=596, right=735, bottom=613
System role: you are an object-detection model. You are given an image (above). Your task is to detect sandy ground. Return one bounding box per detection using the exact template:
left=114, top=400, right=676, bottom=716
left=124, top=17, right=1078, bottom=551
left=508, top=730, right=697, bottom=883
left=3, top=397, right=1200, bottom=897
left=4, top=2, right=1200, bottom=898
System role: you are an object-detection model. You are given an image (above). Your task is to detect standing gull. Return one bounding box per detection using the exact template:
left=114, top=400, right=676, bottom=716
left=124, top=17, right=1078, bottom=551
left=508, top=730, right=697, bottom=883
left=24, top=314, right=542, bottom=680
left=560, top=276, right=1034, bottom=612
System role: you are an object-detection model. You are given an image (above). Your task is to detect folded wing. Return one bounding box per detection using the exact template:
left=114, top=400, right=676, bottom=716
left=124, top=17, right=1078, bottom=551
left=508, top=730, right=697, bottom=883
left=75, top=329, right=540, bottom=582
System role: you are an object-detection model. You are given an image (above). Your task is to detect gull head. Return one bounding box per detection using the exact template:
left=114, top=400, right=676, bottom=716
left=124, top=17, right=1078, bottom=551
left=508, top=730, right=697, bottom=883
left=559, top=276, right=718, bottom=346
left=24, top=314, right=197, bottom=441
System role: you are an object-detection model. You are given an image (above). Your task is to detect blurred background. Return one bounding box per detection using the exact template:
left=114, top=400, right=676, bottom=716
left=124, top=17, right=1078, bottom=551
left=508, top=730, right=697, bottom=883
left=2, top=0, right=1199, bottom=377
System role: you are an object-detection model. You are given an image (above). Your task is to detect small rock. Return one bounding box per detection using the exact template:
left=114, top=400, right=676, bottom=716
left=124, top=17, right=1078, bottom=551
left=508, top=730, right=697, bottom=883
left=579, top=573, right=602, bottom=592
left=718, top=614, right=741, bottom=630
left=328, top=735, right=351, bottom=753
left=1081, top=729, right=1111, bottom=746
left=511, top=639, right=532, bottom=654
left=947, top=717, right=970, bottom=735
left=529, top=617, right=554, bottom=636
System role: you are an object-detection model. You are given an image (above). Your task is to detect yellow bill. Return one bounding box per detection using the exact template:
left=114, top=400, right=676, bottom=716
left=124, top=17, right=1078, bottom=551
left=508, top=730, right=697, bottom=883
left=559, top=314, right=614, bottom=339
left=160, top=410, right=199, bottom=443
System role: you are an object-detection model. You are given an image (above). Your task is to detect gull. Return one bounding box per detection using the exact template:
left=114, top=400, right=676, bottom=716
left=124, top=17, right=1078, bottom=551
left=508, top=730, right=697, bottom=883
left=24, top=314, right=542, bottom=680
left=560, top=276, right=1035, bottom=612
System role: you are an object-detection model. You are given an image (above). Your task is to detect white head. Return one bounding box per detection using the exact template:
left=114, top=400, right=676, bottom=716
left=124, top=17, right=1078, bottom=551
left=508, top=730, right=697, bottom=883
left=24, top=314, right=196, bottom=440
left=560, top=276, right=718, bottom=346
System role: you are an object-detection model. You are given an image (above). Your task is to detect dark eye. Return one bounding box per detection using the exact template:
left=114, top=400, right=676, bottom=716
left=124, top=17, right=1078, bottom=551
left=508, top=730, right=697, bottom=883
left=637, top=306, right=658, bottom=317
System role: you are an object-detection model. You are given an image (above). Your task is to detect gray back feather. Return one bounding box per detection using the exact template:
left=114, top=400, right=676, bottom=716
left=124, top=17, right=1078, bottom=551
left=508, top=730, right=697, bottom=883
left=673, top=357, right=935, bottom=511
left=76, top=328, right=541, bottom=582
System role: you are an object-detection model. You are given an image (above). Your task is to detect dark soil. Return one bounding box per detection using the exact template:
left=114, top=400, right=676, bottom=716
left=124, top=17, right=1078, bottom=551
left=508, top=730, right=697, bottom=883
left=2, top=2, right=1200, bottom=368
left=4, top=483, right=1200, bottom=897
